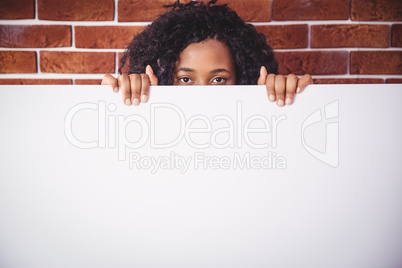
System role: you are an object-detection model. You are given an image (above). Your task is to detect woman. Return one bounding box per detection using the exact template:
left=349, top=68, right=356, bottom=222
left=102, top=0, right=313, bottom=106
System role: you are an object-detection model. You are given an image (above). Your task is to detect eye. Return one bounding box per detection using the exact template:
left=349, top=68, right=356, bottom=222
left=211, top=77, right=226, bottom=84
left=179, top=77, right=192, bottom=84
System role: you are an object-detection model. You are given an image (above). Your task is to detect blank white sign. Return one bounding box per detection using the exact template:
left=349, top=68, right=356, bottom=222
left=0, top=84, right=401, bottom=268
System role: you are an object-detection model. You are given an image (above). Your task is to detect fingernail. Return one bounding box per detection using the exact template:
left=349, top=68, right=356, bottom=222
left=296, top=87, right=301, bottom=93
left=278, top=99, right=284, bottom=106
left=114, top=87, right=119, bottom=93
left=260, top=66, right=264, bottom=75
left=286, top=98, right=292, bottom=105
left=141, top=95, right=147, bottom=103
left=269, top=94, right=275, bottom=102
left=133, top=98, right=140, bottom=106
left=125, top=98, right=131, bottom=105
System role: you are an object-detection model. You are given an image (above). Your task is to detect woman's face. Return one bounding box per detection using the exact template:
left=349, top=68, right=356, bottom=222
left=173, top=39, right=236, bottom=85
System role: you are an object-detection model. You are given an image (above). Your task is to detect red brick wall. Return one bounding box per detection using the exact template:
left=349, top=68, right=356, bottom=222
left=0, top=0, right=401, bottom=85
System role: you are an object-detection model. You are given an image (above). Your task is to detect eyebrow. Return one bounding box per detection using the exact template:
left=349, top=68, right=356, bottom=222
left=210, top=68, right=231, bottom=74
left=175, top=67, right=194, bottom=73
left=175, top=67, right=231, bottom=74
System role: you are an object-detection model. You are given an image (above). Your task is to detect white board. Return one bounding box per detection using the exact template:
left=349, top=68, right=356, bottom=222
left=0, top=84, right=401, bottom=268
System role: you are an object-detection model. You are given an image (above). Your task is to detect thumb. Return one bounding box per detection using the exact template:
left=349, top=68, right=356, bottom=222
left=257, top=66, right=268, bottom=85
left=145, top=65, right=159, bottom=85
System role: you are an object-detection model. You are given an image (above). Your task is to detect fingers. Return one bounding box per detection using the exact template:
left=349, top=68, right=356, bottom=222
left=140, top=74, right=150, bottom=103
left=297, top=74, right=313, bottom=93
left=274, top=75, right=286, bottom=107
left=265, top=73, right=277, bottom=102
left=261, top=70, right=311, bottom=107
left=129, top=74, right=142, bottom=106
left=285, top=74, right=298, bottom=105
left=126, top=73, right=152, bottom=106
left=118, top=74, right=132, bottom=105
left=146, top=65, right=158, bottom=86
left=257, top=66, right=268, bottom=85
left=102, top=74, right=119, bottom=93
left=116, top=68, right=154, bottom=106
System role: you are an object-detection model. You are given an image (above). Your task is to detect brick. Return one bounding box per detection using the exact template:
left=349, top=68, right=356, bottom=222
left=38, top=0, right=114, bottom=21
left=75, top=26, right=144, bottom=49
left=255, top=25, right=308, bottom=49
left=273, top=0, right=348, bottom=21
left=391, top=24, right=402, bottom=47
left=275, top=51, right=348, bottom=75
left=314, top=78, right=384, bottom=84
left=311, top=24, right=389, bottom=48
left=74, top=79, right=102, bottom=85
left=118, top=0, right=191, bottom=22
left=40, top=52, right=115, bottom=73
left=0, top=79, right=72, bottom=85
left=0, top=51, right=37, bottom=73
left=350, top=51, right=402, bottom=75
left=0, top=0, right=34, bottom=19
left=351, top=0, right=402, bottom=21
left=0, top=25, right=71, bottom=48
left=386, top=78, right=402, bottom=83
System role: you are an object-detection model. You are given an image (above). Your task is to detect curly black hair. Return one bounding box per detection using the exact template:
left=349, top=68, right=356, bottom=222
left=119, top=0, right=278, bottom=85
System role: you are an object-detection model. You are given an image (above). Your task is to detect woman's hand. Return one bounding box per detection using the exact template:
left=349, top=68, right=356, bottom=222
left=101, top=65, right=158, bottom=106
left=258, top=66, right=313, bottom=107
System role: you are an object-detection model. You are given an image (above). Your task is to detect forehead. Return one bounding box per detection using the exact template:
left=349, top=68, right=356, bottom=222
left=176, top=39, right=234, bottom=68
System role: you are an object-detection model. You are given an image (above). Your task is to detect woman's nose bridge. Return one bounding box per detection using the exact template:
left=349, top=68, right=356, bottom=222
left=195, top=78, right=210, bottom=85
